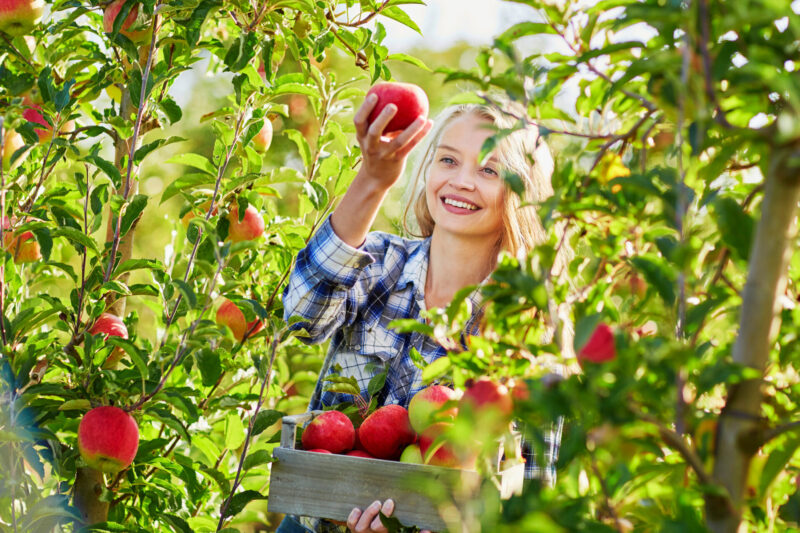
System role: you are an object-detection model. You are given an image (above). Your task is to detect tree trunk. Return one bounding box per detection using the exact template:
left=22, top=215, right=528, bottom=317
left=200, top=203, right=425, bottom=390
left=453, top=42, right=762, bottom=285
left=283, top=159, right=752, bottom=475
left=706, top=149, right=800, bottom=532
left=73, top=87, right=141, bottom=526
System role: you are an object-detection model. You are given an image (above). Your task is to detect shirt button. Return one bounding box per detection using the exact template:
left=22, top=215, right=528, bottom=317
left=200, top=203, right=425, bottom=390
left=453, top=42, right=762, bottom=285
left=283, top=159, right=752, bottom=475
left=355, top=344, right=361, bottom=350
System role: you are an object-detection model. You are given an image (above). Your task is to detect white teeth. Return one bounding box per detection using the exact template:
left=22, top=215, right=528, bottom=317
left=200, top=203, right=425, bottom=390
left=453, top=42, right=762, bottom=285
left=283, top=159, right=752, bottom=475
left=443, top=198, right=478, bottom=210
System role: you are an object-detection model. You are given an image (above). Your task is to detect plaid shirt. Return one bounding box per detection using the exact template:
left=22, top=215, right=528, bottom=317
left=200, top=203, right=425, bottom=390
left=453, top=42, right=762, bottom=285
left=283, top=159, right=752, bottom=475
left=282, top=216, right=562, bottom=531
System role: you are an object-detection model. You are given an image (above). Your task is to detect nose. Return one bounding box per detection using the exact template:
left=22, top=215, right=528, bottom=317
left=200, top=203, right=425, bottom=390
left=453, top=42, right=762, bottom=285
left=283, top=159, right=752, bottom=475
left=450, top=166, right=476, bottom=191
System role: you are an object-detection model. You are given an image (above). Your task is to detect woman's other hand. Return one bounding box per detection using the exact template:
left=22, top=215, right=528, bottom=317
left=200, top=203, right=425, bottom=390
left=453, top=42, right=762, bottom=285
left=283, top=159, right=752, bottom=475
left=353, top=93, right=433, bottom=190
left=346, top=499, right=394, bottom=533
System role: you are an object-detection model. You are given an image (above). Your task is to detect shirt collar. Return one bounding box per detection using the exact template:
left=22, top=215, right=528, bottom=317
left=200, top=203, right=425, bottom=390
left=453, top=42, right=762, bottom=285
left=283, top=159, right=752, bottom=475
left=397, top=236, right=431, bottom=296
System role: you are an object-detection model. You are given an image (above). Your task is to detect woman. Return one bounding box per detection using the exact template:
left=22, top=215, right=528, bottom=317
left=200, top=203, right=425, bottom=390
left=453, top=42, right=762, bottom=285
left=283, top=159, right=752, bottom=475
left=279, top=93, right=566, bottom=533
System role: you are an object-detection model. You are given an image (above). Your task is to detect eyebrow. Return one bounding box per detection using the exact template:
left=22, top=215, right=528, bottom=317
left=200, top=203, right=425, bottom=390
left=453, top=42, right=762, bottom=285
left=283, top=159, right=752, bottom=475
left=436, top=144, right=500, bottom=165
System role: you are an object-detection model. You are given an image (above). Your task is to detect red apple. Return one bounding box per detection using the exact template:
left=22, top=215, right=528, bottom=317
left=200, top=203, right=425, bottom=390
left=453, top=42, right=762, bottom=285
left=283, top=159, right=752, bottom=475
left=252, top=119, right=273, bottom=152
left=217, top=298, right=264, bottom=342
left=419, top=422, right=475, bottom=469
left=0, top=0, right=44, bottom=36
left=306, top=448, right=332, bottom=454
left=408, top=384, right=458, bottom=434
left=301, top=410, right=355, bottom=454
left=357, top=404, right=416, bottom=460
left=578, top=323, right=616, bottom=365
left=103, top=0, right=151, bottom=43
left=215, top=298, right=263, bottom=342
left=88, top=313, right=129, bottom=368
left=366, top=82, right=429, bottom=134
left=1, top=216, right=40, bottom=263
left=227, top=204, right=264, bottom=242
left=345, top=450, right=374, bottom=458
left=78, top=406, right=139, bottom=473
left=461, top=378, right=513, bottom=418
left=22, top=97, right=75, bottom=143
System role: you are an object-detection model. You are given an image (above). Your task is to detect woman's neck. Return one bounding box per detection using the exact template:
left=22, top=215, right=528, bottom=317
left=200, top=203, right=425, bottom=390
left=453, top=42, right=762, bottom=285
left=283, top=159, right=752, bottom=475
left=425, top=229, right=499, bottom=309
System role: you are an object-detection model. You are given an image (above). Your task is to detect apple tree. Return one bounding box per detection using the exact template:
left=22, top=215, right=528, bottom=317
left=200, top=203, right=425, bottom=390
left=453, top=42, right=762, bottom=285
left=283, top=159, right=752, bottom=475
left=408, top=0, right=800, bottom=532
left=0, top=0, right=428, bottom=531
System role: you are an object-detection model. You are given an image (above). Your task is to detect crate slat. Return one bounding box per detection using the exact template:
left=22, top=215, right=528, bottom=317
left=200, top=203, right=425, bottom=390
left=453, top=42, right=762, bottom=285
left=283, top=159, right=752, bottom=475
left=268, top=448, right=480, bottom=531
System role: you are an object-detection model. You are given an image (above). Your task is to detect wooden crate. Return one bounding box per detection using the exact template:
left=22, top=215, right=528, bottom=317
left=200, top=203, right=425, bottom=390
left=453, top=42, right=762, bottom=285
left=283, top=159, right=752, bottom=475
left=267, top=411, right=524, bottom=532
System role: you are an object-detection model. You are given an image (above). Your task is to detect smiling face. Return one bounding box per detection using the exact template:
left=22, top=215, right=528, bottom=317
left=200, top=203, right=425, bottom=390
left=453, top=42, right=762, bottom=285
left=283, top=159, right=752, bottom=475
left=425, top=113, right=506, bottom=245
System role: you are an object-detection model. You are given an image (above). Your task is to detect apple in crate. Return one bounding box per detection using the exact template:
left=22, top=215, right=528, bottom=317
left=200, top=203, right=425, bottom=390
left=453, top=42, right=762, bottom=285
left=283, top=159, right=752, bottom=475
left=301, top=410, right=355, bottom=454
left=357, top=404, right=416, bottom=460
left=408, top=384, right=458, bottom=433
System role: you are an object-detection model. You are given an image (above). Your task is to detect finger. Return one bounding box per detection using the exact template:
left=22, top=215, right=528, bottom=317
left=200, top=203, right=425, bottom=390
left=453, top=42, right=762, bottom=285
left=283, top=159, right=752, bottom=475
left=370, top=499, right=394, bottom=532
left=354, top=94, right=378, bottom=138
left=386, top=116, right=428, bottom=155
left=346, top=508, right=362, bottom=532
left=394, top=119, right=434, bottom=160
left=355, top=500, right=382, bottom=532
left=366, top=104, right=397, bottom=142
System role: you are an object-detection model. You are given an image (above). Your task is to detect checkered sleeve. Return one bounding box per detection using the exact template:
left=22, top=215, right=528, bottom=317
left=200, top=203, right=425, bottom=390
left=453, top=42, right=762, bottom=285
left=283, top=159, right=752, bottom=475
left=520, top=415, right=563, bottom=486
left=283, top=216, right=381, bottom=344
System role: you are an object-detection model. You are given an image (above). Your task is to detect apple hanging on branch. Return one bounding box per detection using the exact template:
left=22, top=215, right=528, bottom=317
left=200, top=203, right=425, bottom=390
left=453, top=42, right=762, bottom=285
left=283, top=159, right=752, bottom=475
left=2, top=216, right=41, bottom=264
left=88, top=313, right=129, bottom=368
left=103, top=0, right=152, bottom=44
left=78, top=406, right=139, bottom=473
left=0, top=0, right=44, bottom=36
left=227, top=204, right=265, bottom=242
left=215, top=298, right=264, bottom=342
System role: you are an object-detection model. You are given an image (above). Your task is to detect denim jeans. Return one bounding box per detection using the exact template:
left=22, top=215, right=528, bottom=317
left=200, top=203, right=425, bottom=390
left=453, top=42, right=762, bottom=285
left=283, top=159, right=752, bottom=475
left=276, top=515, right=315, bottom=533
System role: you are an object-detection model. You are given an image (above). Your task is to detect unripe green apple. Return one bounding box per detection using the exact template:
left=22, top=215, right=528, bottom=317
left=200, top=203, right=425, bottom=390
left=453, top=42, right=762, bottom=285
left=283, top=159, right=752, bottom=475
left=2, top=131, right=25, bottom=171
left=78, top=406, right=139, bottom=473
left=227, top=204, right=264, bottom=242
left=399, top=443, right=423, bottom=464
left=252, top=119, right=273, bottom=152
left=0, top=0, right=44, bottom=37
left=103, top=0, right=151, bottom=43
left=215, top=298, right=263, bottom=342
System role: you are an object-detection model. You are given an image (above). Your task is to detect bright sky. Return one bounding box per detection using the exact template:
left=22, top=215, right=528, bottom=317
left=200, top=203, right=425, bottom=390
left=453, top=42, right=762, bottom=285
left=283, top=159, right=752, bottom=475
left=379, top=0, right=539, bottom=51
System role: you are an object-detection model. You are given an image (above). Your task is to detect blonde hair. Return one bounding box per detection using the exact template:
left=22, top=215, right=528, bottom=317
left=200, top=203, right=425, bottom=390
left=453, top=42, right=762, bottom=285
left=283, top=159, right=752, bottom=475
left=402, top=102, right=557, bottom=261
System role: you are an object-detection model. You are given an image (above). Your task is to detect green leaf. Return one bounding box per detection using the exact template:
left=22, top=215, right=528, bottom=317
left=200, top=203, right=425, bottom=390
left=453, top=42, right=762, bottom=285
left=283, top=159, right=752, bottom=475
left=713, top=197, right=754, bottom=262
left=242, top=449, right=274, bottom=470
left=273, top=82, right=322, bottom=99
left=422, top=357, right=451, bottom=383
left=162, top=514, right=193, bottom=533
left=186, top=0, right=220, bottom=46
left=252, top=409, right=283, bottom=436
left=285, top=129, right=312, bottom=169
left=119, top=194, right=148, bottom=236
left=160, top=173, right=216, bottom=204
left=497, top=22, right=558, bottom=42
left=166, top=153, right=217, bottom=175
left=367, top=368, right=387, bottom=397
left=50, top=227, right=100, bottom=255
left=385, top=53, right=430, bottom=71
left=196, top=349, right=222, bottom=387
left=631, top=256, right=676, bottom=305
left=224, top=31, right=258, bottom=72
left=759, top=435, right=800, bottom=499
left=225, top=412, right=246, bottom=450
left=89, top=154, right=122, bottom=186
left=223, top=489, right=266, bottom=518
left=381, top=6, right=421, bottom=34
left=302, top=181, right=328, bottom=210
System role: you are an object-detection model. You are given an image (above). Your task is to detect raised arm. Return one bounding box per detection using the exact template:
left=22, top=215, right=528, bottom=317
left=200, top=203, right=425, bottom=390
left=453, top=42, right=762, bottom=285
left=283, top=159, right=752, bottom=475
left=330, top=93, right=433, bottom=247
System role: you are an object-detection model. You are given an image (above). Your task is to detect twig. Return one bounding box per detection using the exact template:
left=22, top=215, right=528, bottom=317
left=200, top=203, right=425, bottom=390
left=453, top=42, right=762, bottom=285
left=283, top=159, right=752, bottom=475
left=103, top=10, right=162, bottom=283
left=760, top=420, right=800, bottom=446
left=0, top=118, right=7, bottom=347
left=697, top=0, right=734, bottom=130
left=327, top=1, right=391, bottom=27
left=588, top=449, right=625, bottom=532
left=217, top=333, right=281, bottom=530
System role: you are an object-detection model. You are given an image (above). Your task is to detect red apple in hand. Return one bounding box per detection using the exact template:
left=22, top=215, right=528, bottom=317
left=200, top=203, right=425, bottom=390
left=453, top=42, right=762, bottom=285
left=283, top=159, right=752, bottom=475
left=0, top=0, right=44, bottom=36
left=408, top=384, right=458, bottom=434
left=215, top=298, right=263, bottom=342
left=103, top=0, right=151, bottom=43
left=358, top=404, right=416, bottom=460
left=366, top=82, right=429, bottom=134
left=227, top=204, right=264, bottom=242
left=577, top=323, right=616, bottom=365
left=302, top=410, right=355, bottom=454
left=88, top=313, right=129, bottom=368
left=78, top=406, right=139, bottom=473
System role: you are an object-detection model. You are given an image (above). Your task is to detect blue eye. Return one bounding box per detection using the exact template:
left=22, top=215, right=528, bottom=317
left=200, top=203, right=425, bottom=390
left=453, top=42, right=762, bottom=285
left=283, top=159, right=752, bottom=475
left=482, top=167, right=498, bottom=176
left=439, top=156, right=456, bottom=165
